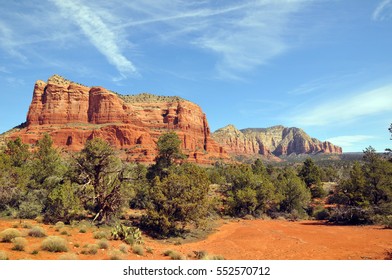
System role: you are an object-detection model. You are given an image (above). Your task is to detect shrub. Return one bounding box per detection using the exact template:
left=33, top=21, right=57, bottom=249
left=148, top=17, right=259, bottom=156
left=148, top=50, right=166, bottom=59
left=0, top=251, right=8, bottom=260
left=31, top=250, right=39, bottom=255
left=0, top=228, right=21, bottom=242
left=97, top=239, right=109, bottom=249
left=193, top=250, right=208, bottom=259
left=313, top=207, right=330, bottom=220
left=202, top=255, right=225, bottom=261
left=12, top=237, right=27, bottom=251
left=132, top=245, right=144, bottom=256
left=146, top=247, right=153, bottom=254
left=41, top=236, right=68, bottom=252
left=81, top=244, right=98, bottom=255
left=119, top=244, right=129, bottom=254
left=79, top=227, right=87, bottom=233
left=108, top=250, right=123, bottom=260
left=28, top=226, right=46, bottom=238
left=60, top=230, right=68, bottom=235
left=111, top=224, right=142, bottom=245
left=93, top=230, right=109, bottom=240
left=58, top=253, right=78, bottom=260
left=21, top=222, right=32, bottom=229
left=163, top=250, right=185, bottom=260
left=55, top=221, right=65, bottom=230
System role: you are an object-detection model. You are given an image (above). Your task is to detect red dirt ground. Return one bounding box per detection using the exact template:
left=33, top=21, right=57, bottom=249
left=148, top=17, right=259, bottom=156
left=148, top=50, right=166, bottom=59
left=0, top=219, right=391, bottom=260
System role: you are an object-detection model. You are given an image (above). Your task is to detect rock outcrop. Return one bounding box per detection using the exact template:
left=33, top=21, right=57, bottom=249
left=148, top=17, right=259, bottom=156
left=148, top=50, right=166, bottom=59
left=8, top=75, right=228, bottom=163
left=212, top=124, right=342, bottom=157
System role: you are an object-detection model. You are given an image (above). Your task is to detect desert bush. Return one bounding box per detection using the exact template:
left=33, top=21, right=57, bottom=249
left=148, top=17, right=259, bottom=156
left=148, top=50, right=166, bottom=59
left=12, top=237, right=27, bottom=251
left=31, top=250, right=39, bottom=255
left=28, top=226, right=46, bottom=238
left=373, top=215, right=392, bottom=229
left=163, top=250, right=185, bottom=260
left=119, top=244, right=129, bottom=254
left=55, top=221, right=65, bottom=230
left=79, top=226, right=87, bottom=233
left=108, top=249, right=123, bottom=260
left=146, top=247, right=153, bottom=254
left=97, top=239, right=109, bottom=249
left=111, top=224, right=142, bottom=245
left=329, top=206, right=374, bottom=225
left=132, top=245, right=144, bottom=256
left=208, top=255, right=225, bottom=260
left=313, top=206, right=330, bottom=220
left=60, top=230, right=68, bottom=235
left=41, top=236, right=68, bottom=252
left=193, top=250, right=208, bottom=259
left=385, top=250, right=392, bottom=260
left=193, top=250, right=224, bottom=260
left=21, top=222, right=32, bottom=229
left=93, top=230, right=109, bottom=240
left=81, top=244, right=98, bottom=255
left=58, top=253, right=78, bottom=260
left=0, top=228, right=21, bottom=242
left=0, top=251, right=8, bottom=260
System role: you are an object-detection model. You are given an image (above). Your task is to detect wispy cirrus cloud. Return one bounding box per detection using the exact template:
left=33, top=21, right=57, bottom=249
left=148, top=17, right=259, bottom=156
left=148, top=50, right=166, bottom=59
left=293, top=84, right=392, bottom=126
left=51, top=0, right=137, bottom=79
left=373, top=0, right=392, bottom=21
left=110, top=0, right=311, bottom=79
left=326, top=135, right=375, bottom=148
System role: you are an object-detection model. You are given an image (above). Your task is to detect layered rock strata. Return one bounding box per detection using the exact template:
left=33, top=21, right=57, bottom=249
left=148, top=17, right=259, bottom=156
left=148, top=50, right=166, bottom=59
left=9, top=75, right=228, bottom=163
left=212, top=124, right=342, bottom=157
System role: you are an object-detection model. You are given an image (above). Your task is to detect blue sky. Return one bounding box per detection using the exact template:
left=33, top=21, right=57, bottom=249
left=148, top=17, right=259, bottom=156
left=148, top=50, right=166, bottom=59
left=0, top=0, right=391, bottom=152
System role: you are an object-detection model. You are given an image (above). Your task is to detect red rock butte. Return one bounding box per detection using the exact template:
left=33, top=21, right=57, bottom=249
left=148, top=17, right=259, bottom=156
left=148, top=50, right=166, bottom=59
left=8, top=75, right=228, bottom=163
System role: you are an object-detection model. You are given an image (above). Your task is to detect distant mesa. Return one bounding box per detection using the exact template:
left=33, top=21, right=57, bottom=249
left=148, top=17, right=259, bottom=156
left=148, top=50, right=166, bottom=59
left=2, top=75, right=342, bottom=163
left=212, top=124, right=342, bottom=158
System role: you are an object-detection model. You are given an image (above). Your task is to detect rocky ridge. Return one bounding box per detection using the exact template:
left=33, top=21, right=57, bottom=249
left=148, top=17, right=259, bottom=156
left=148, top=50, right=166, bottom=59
left=7, top=75, right=228, bottom=163
left=212, top=124, right=342, bottom=157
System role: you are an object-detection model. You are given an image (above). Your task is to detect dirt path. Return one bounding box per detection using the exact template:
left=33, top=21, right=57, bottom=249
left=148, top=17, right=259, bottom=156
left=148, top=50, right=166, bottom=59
left=0, top=219, right=391, bottom=260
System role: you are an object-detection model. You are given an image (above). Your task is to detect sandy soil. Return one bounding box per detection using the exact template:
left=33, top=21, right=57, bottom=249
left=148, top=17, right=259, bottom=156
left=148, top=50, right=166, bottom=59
left=0, top=218, right=391, bottom=260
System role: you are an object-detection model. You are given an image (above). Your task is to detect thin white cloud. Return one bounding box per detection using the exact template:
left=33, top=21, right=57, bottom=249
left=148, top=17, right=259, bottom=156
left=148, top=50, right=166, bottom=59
left=51, top=0, right=137, bottom=78
left=326, top=135, right=375, bottom=148
left=114, top=0, right=310, bottom=79
left=0, top=21, right=27, bottom=62
left=373, top=0, right=392, bottom=21
left=293, top=84, right=392, bottom=126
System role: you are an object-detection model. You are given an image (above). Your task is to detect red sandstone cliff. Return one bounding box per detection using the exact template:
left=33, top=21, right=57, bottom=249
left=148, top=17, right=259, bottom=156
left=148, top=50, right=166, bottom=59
left=9, top=75, right=228, bottom=163
left=212, top=124, right=342, bottom=157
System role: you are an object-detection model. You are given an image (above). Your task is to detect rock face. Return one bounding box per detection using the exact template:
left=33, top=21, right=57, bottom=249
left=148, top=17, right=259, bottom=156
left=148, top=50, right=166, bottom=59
left=212, top=124, right=342, bottom=157
left=9, top=75, right=228, bottom=163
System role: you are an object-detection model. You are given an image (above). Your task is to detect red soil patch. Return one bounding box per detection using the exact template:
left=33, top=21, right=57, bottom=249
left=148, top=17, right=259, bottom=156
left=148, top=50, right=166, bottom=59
left=0, top=219, right=391, bottom=260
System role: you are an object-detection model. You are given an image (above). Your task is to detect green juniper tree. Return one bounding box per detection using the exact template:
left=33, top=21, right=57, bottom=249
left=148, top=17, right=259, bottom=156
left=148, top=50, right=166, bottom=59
left=72, top=138, right=133, bottom=223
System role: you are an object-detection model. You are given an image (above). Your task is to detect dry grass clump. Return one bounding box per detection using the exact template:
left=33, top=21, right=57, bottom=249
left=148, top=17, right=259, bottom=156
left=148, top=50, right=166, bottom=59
left=54, top=221, right=65, bottom=231
left=108, top=249, right=123, bottom=260
left=0, top=228, right=21, bottom=242
left=21, top=222, right=32, bottom=229
left=97, top=239, right=109, bottom=249
left=28, top=226, right=46, bottom=238
left=93, top=230, right=109, bottom=240
left=41, top=236, right=68, bottom=252
left=12, top=237, right=28, bottom=251
left=119, top=244, right=129, bottom=254
left=194, top=250, right=225, bottom=260
left=163, top=250, right=186, bottom=260
left=0, top=251, right=9, bottom=260
left=132, top=245, right=144, bottom=256
left=81, top=244, right=99, bottom=255
left=58, top=253, right=78, bottom=260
